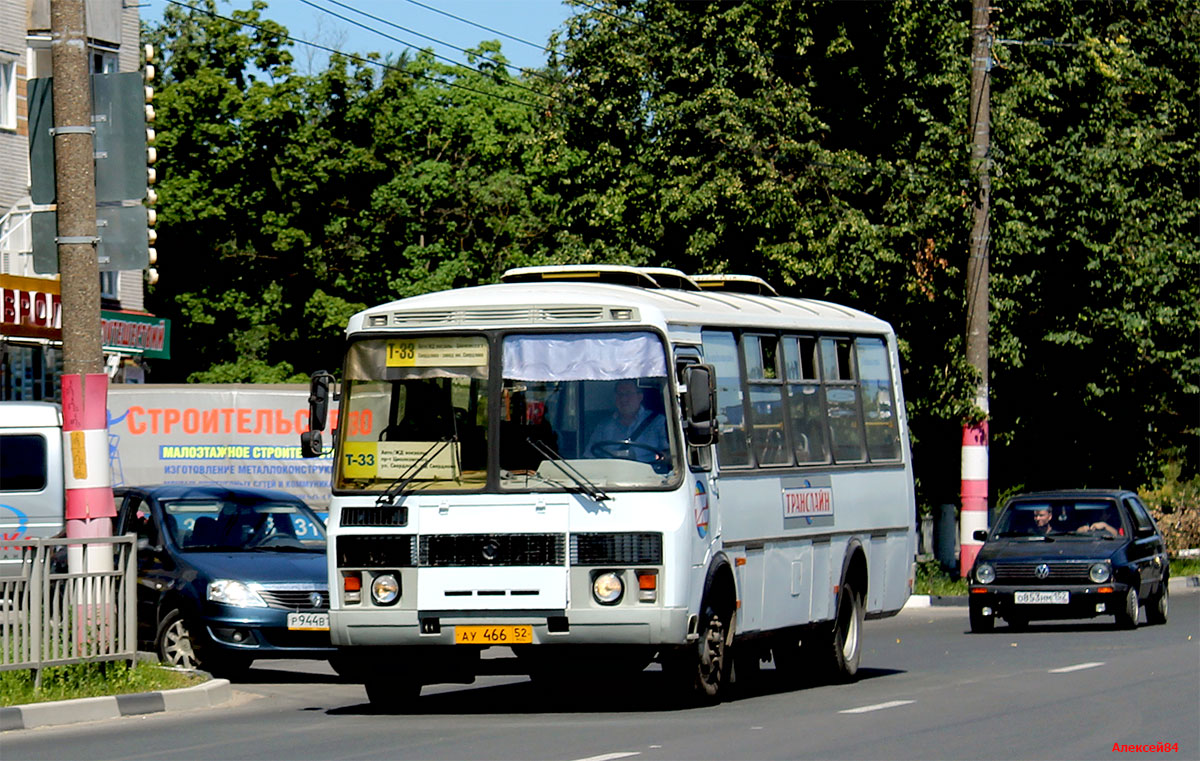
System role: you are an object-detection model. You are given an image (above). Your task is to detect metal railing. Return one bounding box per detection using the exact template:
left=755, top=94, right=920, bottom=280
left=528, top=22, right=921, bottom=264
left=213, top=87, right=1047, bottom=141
left=0, top=536, right=136, bottom=687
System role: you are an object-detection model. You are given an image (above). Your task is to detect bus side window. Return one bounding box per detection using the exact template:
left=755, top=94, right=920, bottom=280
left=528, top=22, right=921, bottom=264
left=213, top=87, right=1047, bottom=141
left=820, top=337, right=866, bottom=462
left=744, top=334, right=790, bottom=466
left=702, top=330, right=749, bottom=467
left=783, top=336, right=829, bottom=464
left=856, top=337, right=901, bottom=461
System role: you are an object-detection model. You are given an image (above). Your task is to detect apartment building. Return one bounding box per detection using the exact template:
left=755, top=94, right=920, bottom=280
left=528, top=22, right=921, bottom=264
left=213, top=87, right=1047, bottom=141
left=0, top=0, right=165, bottom=401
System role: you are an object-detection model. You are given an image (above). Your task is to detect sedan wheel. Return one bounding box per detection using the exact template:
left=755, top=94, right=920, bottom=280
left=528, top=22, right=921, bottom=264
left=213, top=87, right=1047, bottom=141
left=1145, top=584, right=1168, bottom=626
left=1115, top=587, right=1139, bottom=629
left=158, top=610, right=199, bottom=669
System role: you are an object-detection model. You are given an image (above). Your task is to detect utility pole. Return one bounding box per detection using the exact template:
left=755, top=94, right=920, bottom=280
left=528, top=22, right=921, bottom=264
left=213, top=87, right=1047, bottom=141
left=51, top=0, right=116, bottom=570
left=960, top=0, right=991, bottom=577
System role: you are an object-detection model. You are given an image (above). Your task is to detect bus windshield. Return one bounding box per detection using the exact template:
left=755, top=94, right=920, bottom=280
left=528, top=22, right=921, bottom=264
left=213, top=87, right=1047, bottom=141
left=499, top=331, right=679, bottom=490
left=332, top=331, right=680, bottom=494
left=336, top=336, right=490, bottom=493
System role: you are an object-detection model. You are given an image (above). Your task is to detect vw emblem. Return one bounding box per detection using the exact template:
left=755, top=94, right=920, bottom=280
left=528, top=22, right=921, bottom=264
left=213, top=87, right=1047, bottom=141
left=309, top=592, right=323, bottom=608
left=1035, top=563, right=1050, bottom=580
left=481, top=539, right=500, bottom=562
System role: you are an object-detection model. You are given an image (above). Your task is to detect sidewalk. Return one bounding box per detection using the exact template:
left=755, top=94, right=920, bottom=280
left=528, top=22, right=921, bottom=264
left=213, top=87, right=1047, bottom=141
left=903, top=573, right=1199, bottom=610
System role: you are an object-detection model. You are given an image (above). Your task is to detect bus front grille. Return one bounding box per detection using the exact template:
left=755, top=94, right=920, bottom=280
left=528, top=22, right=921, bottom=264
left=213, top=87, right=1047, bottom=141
left=570, top=533, right=663, bottom=565
left=419, top=534, right=566, bottom=567
left=336, top=535, right=418, bottom=567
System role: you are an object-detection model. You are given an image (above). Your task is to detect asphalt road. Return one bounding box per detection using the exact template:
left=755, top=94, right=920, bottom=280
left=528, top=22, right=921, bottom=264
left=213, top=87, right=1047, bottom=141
left=6, top=590, right=1198, bottom=761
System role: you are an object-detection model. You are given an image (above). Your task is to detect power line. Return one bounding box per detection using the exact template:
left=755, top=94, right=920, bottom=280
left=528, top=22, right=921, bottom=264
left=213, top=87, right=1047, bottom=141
left=400, top=0, right=552, bottom=53
left=160, top=0, right=549, bottom=109
left=297, top=0, right=561, bottom=99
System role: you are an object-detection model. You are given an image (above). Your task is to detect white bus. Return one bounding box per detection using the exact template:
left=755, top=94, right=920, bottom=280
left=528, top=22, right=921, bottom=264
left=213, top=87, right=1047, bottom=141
left=301, top=265, right=916, bottom=707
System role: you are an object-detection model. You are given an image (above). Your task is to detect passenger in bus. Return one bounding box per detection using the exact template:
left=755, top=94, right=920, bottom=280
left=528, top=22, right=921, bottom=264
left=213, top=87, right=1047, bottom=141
left=586, top=379, right=669, bottom=464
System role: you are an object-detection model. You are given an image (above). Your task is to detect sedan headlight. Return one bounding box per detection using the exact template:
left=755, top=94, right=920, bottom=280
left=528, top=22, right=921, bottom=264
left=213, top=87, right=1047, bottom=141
left=370, top=573, right=400, bottom=606
left=975, top=563, right=995, bottom=585
left=207, top=580, right=268, bottom=608
left=1089, top=562, right=1111, bottom=584
left=592, top=571, right=624, bottom=605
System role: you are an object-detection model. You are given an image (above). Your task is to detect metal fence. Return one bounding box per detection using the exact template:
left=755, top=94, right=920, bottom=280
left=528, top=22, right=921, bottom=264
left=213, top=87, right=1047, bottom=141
left=0, top=536, right=136, bottom=686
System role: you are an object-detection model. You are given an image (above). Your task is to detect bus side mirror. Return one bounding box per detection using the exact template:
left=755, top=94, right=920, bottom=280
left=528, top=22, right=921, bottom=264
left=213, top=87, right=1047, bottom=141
left=300, top=371, right=334, bottom=458
left=682, top=363, right=717, bottom=446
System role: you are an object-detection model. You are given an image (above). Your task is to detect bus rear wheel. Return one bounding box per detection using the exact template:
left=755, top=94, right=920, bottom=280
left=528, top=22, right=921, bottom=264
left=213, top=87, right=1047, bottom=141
left=817, top=582, right=863, bottom=682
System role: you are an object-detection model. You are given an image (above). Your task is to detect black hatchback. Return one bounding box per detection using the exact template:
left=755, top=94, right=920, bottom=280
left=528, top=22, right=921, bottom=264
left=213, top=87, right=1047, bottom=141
left=967, top=490, right=1169, bottom=632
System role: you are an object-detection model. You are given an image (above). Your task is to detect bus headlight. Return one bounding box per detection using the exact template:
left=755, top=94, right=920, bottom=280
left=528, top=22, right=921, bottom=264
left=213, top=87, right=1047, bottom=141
left=1089, top=563, right=1111, bottom=584
left=371, top=573, right=400, bottom=606
left=592, top=572, right=624, bottom=605
left=974, top=563, right=995, bottom=585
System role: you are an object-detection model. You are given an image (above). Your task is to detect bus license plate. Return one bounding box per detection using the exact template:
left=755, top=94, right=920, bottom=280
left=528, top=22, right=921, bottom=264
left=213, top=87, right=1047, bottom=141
left=1014, top=591, right=1069, bottom=605
left=454, top=625, right=533, bottom=645
left=287, top=612, right=330, bottom=630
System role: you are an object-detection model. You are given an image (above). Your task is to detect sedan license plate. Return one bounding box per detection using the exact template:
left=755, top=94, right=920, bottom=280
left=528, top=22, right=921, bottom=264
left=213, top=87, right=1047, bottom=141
left=1014, top=590, right=1069, bottom=605
left=287, top=612, right=330, bottom=631
left=454, top=625, right=533, bottom=645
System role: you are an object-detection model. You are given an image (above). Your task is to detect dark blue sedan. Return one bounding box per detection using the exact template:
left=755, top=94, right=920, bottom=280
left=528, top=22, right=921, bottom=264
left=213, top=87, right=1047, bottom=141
left=114, top=485, right=333, bottom=677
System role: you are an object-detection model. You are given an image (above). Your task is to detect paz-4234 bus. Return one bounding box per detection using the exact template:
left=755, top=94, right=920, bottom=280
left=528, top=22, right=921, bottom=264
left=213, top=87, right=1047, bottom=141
left=300, top=265, right=916, bottom=708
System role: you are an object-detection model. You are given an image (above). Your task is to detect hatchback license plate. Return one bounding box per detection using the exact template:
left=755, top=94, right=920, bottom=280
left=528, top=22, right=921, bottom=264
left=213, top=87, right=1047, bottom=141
left=287, top=612, right=330, bottom=630
left=1014, top=591, right=1069, bottom=605
left=454, top=625, right=533, bottom=645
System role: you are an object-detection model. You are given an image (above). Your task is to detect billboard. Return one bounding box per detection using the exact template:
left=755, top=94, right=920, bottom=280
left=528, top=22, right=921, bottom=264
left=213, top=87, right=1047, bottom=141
left=107, top=385, right=333, bottom=510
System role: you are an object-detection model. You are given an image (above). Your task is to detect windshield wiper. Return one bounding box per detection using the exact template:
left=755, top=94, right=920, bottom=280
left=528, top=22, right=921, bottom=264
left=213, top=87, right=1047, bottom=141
left=526, top=438, right=610, bottom=502
left=376, top=437, right=456, bottom=506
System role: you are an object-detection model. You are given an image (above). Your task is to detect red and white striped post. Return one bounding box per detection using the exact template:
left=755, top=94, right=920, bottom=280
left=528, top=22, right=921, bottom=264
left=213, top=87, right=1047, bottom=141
left=62, top=372, right=116, bottom=573
left=959, top=421, right=988, bottom=577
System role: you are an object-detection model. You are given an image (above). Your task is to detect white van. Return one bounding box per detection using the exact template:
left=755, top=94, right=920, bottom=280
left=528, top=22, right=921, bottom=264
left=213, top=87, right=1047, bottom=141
left=0, top=402, right=66, bottom=571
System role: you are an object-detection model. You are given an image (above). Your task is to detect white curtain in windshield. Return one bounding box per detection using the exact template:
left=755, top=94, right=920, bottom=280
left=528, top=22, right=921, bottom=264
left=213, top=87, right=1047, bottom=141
left=503, top=332, right=667, bottom=381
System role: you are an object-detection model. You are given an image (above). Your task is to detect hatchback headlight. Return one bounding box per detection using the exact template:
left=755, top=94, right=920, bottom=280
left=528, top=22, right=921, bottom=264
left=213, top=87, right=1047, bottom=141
left=370, top=573, right=400, bottom=606
left=208, top=580, right=268, bottom=608
left=592, top=571, right=624, bottom=605
left=1089, top=562, right=1111, bottom=584
left=975, top=563, right=995, bottom=585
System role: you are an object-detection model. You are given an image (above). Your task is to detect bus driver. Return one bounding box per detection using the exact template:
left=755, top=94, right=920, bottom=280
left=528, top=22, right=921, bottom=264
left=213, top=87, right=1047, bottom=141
left=586, top=379, right=669, bottom=464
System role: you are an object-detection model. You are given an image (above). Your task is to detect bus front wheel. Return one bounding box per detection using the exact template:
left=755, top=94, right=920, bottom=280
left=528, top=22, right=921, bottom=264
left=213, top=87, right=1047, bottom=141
left=665, top=601, right=733, bottom=703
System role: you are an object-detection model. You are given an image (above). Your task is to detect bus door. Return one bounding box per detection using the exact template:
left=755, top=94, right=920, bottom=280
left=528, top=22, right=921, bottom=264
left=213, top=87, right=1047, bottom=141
left=676, top=348, right=720, bottom=569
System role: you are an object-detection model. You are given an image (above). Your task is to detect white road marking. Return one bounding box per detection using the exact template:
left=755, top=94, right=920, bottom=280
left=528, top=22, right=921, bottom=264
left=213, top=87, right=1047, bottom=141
left=839, top=699, right=915, bottom=714
left=570, top=753, right=641, bottom=761
left=1049, top=661, right=1105, bottom=673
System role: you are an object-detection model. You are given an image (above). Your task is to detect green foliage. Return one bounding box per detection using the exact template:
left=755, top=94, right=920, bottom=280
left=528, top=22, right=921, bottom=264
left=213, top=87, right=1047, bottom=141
left=143, top=1, right=1197, bottom=506
left=914, top=559, right=968, bottom=597
left=1140, top=461, right=1200, bottom=553
left=0, top=660, right=202, bottom=707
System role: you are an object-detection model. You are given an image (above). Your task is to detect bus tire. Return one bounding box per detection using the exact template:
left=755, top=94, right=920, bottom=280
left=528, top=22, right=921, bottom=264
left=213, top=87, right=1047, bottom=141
left=364, top=676, right=421, bottom=712
left=818, top=582, right=863, bottom=683
left=665, top=602, right=733, bottom=704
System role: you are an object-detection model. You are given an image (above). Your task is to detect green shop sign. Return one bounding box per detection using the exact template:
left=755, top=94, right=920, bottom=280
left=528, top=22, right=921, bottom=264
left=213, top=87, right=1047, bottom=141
left=100, top=311, right=171, bottom=359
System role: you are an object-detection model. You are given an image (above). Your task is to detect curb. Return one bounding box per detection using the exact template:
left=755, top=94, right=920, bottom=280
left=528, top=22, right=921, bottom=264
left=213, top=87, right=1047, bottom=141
left=0, top=678, right=231, bottom=733
left=903, top=574, right=1200, bottom=611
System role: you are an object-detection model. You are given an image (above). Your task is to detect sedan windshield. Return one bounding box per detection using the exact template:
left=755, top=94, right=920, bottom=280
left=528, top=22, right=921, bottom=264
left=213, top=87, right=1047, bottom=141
left=165, top=499, right=326, bottom=551
left=994, top=500, right=1124, bottom=538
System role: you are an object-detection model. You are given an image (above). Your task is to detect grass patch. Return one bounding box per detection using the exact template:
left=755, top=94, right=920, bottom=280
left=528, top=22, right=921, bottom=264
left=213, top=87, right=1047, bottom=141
left=1170, top=556, right=1200, bottom=577
left=0, top=660, right=204, bottom=707
left=915, top=560, right=968, bottom=597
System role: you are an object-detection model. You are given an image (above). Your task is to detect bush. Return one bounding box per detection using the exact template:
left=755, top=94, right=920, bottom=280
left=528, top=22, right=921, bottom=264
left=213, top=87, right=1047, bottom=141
left=1140, top=462, right=1200, bottom=554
